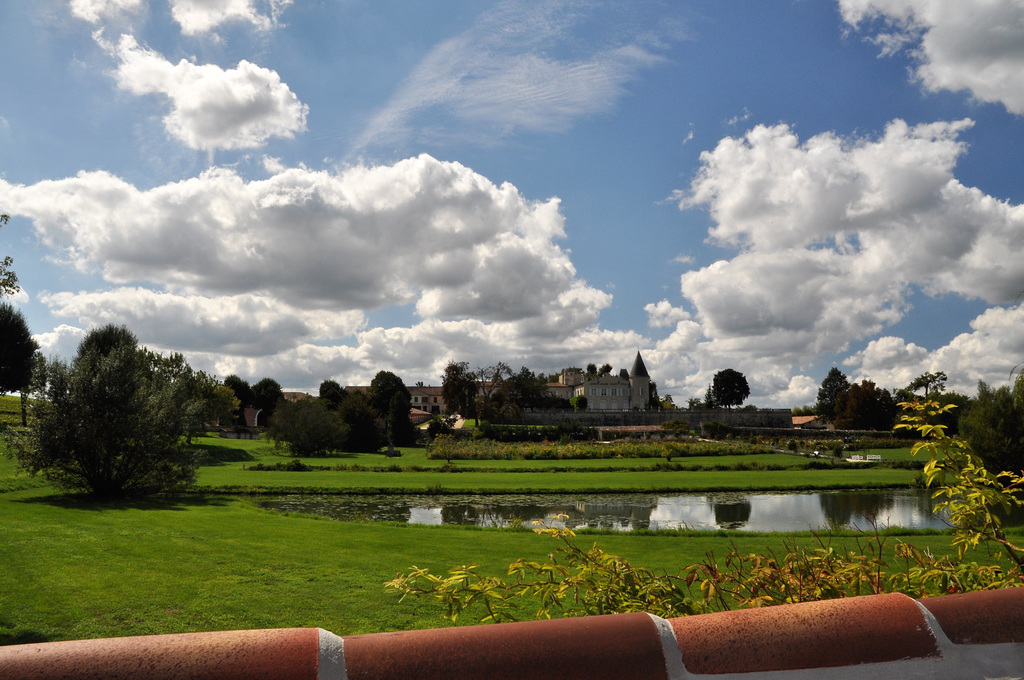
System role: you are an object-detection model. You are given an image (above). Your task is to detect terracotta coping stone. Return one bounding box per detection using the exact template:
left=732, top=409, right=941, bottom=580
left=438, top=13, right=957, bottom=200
left=3, top=589, right=1024, bottom=679
left=666, top=592, right=939, bottom=675
left=918, top=587, right=1024, bottom=645
left=341, top=611, right=668, bottom=680
left=0, top=627, right=321, bottom=680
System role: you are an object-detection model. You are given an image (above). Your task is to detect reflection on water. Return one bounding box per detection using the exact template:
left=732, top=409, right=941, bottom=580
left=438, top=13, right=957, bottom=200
left=253, top=489, right=1013, bottom=532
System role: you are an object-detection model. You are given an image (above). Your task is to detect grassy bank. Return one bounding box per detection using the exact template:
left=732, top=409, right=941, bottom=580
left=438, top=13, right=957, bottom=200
left=0, top=484, right=981, bottom=646
left=0, top=428, right=955, bottom=647
left=193, top=436, right=918, bottom=494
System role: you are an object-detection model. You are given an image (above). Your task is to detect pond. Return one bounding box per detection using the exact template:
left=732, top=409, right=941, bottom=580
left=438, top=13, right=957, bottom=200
left=254, top=489, right=1003, bottom=532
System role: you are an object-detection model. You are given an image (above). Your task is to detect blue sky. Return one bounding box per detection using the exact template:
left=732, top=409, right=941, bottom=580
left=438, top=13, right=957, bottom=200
left=2, top=0, right=1024, bottom=406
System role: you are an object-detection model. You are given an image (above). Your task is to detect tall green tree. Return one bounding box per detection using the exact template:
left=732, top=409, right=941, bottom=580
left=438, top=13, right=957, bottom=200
left=222, top=374, right=253, bottom=425
left=834, top=380, right=897, bottom=431
left=252, top=377, right=284, bottom=425
left=338, top=391, right=381, bottom=452
left=369, top=371, right=413, bottom=445
left=907, top=371, right=948, bottom=398
left=12, top=325, right=199, bottom=497
left=319, top=379, right=347, bottom=410
left=441, top=361, right=477, bottom=418
left=387, top=390, right=417, bottom=446
left=498, top=366, right=548, bottom=415
left=208, top=384, right=241, bottom=427
left=711, top=369, right=749, bottom=409
left=959, top=379, right=1024, bottom=474
left=0, top=302, right=40, bottom=427
left=0, top=302, right=39, bottom=396
left=815, top=367, right=850, bottom=424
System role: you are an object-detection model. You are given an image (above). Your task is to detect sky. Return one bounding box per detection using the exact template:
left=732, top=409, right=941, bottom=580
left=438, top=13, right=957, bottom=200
left=2, top=0, right=1024, bottom=407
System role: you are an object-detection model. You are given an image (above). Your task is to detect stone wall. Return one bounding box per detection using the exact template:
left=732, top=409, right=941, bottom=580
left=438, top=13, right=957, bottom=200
left=499, top=408, right=793, bottom=429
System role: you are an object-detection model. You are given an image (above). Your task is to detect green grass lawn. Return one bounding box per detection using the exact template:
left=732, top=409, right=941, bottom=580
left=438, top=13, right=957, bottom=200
left=0, top=427, right=972, bottom=647
left=0, top=484, right=988, bottom=646
left=192, top=435, right=918, bottom=493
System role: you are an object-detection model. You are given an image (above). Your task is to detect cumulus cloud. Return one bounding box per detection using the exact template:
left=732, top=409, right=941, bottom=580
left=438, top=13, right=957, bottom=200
left=672, top=119, right=1024, bottom=368
left=33, top=324, right=87, bottom=360
left=41, top=288, right=366, bottom=356
left=840, top=0, right=1024, bottom=114
left=169, top=0, right=293, bottom=36
left=70, top=0, right=142, bottom=23
left=355, top=0, right=681, bottom=150
left=844, top=303, right=1024, bottom=394
left=1, top=154, right=620, bottom=382
left=644, top=299, right=692, bottom=328
left=105, top=34, right=307, bottom=151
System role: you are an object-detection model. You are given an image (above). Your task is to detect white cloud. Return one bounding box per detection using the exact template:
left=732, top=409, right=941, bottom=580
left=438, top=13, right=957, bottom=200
left=1, top=155, right=606, bottom=329
left=70, top=0, right=142, bottom=23
left=769, top=374, right=820, bottom=407
left=41, top=288, right=366, bottom=356
left=842, top=303, right=1024, bottom=395
left=33, top=324, right=87, bottom=360
left=644, top=299, right=691, bottom=328
left=673, top=119, right=1024, bottom=370
left=843, top=336, right=930, bottom=386
left=355, top=0, right=681, bottom=150
left=106, top=34, right=308, bottom=151
left=169, top=0, right=293, bottom=36
left=840, top=0, right=1024, bottom=114
left=1, top=154, right=622, bottom=386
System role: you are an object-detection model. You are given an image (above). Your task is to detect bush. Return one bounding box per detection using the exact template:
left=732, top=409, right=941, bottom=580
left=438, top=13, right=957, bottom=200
left=701, top=421, right=734, bottom=439
left=268, top=398, right=348, bottom=457
left=8, top=325, right=198, bottom=497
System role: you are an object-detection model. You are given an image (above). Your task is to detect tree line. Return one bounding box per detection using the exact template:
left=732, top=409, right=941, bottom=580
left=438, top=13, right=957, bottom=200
left=813, top=367, right=1023, bottom=474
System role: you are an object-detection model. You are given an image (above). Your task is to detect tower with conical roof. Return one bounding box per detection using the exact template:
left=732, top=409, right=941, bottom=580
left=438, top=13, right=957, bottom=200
left=629, top=351, right=650, bottom=411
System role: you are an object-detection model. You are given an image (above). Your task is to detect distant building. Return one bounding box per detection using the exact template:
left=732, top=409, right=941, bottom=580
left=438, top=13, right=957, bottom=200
left=408, top=385, right=445, bottom=415
left=793, top=415, right=829, bottom=430
left=555, top=351, right=652, bottom=411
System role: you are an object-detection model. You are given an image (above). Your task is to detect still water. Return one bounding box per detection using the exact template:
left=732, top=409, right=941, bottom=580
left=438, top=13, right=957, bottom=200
left=256, top=489, right=977, bottom=532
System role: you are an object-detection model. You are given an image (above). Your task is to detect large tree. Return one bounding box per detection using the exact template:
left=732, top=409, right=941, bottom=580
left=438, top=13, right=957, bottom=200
left=959, top=379, right=1024, bottom=474
left=12, top=325, right=199, bottom=497
left=834, top=380, right=897, bottom=431
left=0, top=302, right=40, bottom=427
left=338, top=391, right=381, bottom=452
left=252, top=377, right=284, bottom=425
left=0, top=302, right=38, bottom=396
left=907, top=371, right=948, bottom=398
left=369, top=371, right=414, bottom=445
left=441, top=361, right=477, bottom=418
left=815, top=367, right=850, bottom=424
left=223, top=374, right=254, bottom=425
left=319, top=379, right=347, bottom=410
left=497, top=366, right=548, bottom=415
left=710, top=369, right=750, bottom=409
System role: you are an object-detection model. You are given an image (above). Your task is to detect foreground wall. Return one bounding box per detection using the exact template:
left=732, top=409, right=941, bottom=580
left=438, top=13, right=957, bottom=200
left=1, top=589, right=1021, bottom=679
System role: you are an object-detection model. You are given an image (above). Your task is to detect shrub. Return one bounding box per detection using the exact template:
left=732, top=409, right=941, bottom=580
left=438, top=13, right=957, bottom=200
left=268, top=397, right=348, bottom=457
left=8, top=325, right=199, bottom=497
left=701, top=421, right=734, bottom=439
